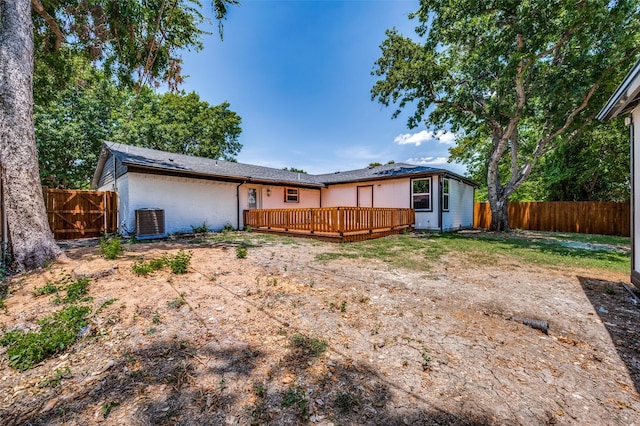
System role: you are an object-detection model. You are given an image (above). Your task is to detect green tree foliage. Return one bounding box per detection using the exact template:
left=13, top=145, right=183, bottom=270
left=35, top=61, right=242, bottom=189
left=468, top=119, right=630, bottom=202
left=282, top=167, right=307, bottom=174
left=372, top=0, right=640, bottom=230
left=115, top=90, right=242, bottom=161
left=36, top=58, right=125, bottom=189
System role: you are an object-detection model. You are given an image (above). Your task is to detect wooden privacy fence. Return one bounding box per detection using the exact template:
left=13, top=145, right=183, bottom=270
left=474, top=201, right=630, bottom=236
left=44, top=189, right=118, bottom=239
left=244, top=207, right=415, bottom=242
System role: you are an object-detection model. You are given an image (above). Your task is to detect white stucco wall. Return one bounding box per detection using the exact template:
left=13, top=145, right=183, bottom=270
left=123, top=173, right=239, bottom=234
left=321, top=178, right=410, bottom=208
left=442, top=178, right=475, bottom=231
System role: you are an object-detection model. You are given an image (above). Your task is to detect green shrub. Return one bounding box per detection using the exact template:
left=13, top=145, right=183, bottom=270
left=0, top=305, right=91, bottom=370
left=60, top=277, right=90, bottom=304
left=131, top=257, right=166, bottom=276
left=165, top=250, right=192, bottom=275
left=236, top=246, right=248, bottom=259
left=191, top=222, right=209, bottom=234
left=34, top=280, right=60, bottom=296
left=222, top=223, right=235, bottom=233
left=100, top=236, right=123, bottom=259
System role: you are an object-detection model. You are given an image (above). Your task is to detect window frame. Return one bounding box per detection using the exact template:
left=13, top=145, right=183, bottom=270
left=411, top=178, right=432, bottom=211
left=247, top=188, right=258, bottom=209
left=442, top=178, right=450, bottom=212
left=284, top=187, right=300, bottom=203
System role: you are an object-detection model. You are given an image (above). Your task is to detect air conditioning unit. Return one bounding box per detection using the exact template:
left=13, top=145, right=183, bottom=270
left=135, top=208, right=166, bottom=240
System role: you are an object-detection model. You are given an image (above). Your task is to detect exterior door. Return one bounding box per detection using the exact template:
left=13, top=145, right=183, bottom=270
left=247, top=187, right=260, bottom=210
left=357, top=185, right=373, bottom=208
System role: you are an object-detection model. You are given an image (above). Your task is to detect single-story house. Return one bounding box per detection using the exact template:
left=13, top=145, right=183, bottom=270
left=91, top=142, right=477, bottom=236
left=598, top=58, right=640, bottom=286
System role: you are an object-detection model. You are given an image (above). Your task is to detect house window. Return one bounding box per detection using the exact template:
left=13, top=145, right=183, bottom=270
left=285, top=187, right=299, bottom=203
left=412, top=178, right=431, bottom=210
left=442, top=179, right=450, bottom=211
left=248, top=188, right=257, bottom=209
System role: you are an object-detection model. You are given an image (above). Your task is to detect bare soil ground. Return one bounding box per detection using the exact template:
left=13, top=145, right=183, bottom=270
left=0, top=232, right=639, bottom=425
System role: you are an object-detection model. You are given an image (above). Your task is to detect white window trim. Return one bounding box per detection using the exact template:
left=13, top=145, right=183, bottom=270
left=442, top=178, right=450, bottom=212
left=412, top=178, right=432, bottom=211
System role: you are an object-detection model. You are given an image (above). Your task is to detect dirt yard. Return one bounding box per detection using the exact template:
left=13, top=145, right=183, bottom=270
left=0, top=232, right=639, bottom=425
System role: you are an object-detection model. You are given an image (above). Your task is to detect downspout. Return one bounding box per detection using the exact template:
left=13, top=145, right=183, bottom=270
left=236, top=181, right=245, bottom=230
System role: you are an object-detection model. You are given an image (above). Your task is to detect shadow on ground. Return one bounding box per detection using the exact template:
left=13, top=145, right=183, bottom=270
left=1, top=336, right=500, bottom=426
left=578, top=276, right=640, bottom=393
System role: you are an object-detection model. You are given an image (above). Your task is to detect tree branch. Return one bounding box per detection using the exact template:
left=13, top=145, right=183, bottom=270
left=31, top=0, right=64, bottom=49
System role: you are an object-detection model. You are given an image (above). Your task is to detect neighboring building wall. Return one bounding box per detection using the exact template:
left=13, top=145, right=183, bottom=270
left=633, top=108, right=640, bottom=285
left=123, top=173, right=238, bottom=234
left=442, top=178, right=475, bottom=231
left=321, top=178, right=410, bottom=208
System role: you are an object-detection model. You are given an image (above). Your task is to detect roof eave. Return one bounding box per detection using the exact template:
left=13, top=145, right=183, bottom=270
left=90, top=144, right=111, bottom=189
left=598, top=59, right=640, bottom=121
left=124, top=162, right=324, bottom=189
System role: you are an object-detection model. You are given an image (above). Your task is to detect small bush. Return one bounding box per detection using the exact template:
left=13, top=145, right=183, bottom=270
left=100, top=237, right=123, bottom=260
left=34, top=281, right=60, bottom=296
left=0, top=305, right=91, bottom=370
left=236, top=246, right=248, bottom=259
left=165, top=250, right=192, bottom=275
left=191, top=222, right=209, bottom=234
left=222, top=223, right=235, bottom=233
left=131, top=257, right=166, bottom=276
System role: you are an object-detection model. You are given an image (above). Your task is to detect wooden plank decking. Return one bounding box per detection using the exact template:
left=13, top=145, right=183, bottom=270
left=243, top=207, right=415, bottom=242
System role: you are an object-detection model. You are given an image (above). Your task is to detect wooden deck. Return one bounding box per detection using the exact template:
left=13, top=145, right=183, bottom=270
left=243, top=207, right=415, bottom=242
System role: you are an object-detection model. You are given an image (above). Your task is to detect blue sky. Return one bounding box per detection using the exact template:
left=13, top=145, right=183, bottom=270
left=180, top=0, right=465, bottom=175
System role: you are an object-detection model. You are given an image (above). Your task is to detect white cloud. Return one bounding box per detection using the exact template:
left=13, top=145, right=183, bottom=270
left=393, top=130, right=456, bottom=146
left=406, top=156, right=450, bottom=166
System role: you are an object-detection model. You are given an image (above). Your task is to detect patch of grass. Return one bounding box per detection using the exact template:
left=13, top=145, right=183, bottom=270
left=62, top=277, right=90, bottom=303
left=289, top=334, right=328, bottom=358
left=222, top=223, right=235, bottom=233
left=38, top=366, right=71, bottom=388
left=236, top=245, right=248, bottom=259
left=99, top=236, right=123, bottom=260
left=0, top=305, right=91, bottom=370
left=96, top=298, right=117, bottom=314
left=34, top=280, right=60, bottom=296
left=152, top=311, right=161, bottom=324
left=168, top=294, right=186, bottom=309
left=335, top=391, right=360, bottom=414
left=101, top=401, right=119, bottom=418
left=315, top=232, right=631, bottom=274
left=165, top=250, right=192, bottom=275
left=131, top=257, right=166, bottom=276
left=282, top=386, right=308, bottom=418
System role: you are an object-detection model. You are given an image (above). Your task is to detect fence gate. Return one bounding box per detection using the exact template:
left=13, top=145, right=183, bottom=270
left=44, top=189, right=118, bottom=240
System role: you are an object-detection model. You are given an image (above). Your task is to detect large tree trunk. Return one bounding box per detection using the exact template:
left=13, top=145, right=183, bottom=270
left=0, top=0, right=61, bottom=270
left=488, top=196, right=509, bottom=232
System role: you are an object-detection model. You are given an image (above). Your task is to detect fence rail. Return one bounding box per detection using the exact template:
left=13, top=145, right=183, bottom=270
left=243, top=207, right=415, bottom=242
left=44, top=189, right=118, bottom=239
left=474, top=201, right=630, bottom=236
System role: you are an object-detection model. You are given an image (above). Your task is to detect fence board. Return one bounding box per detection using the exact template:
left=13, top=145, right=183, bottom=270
left=474, top=201, right=630, bottom=236
left=44, top=189, right=118, bottom=240
left=244, top=207, right=414, bottom=242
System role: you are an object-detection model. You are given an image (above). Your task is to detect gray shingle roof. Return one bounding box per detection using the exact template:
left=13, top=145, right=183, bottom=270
left=97, top=142, right=475, bottom=187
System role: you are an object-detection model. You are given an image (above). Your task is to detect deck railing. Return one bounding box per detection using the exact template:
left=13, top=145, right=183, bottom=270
left=243, top=207, right=415, bottom=238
